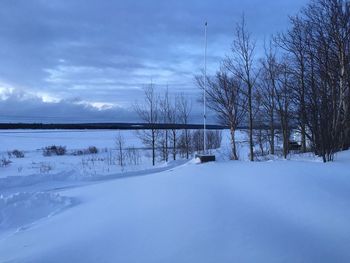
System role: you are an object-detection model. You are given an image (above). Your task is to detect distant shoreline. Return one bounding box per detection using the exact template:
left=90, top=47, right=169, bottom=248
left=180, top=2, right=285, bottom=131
left=0, top=122, right=227, bottom=130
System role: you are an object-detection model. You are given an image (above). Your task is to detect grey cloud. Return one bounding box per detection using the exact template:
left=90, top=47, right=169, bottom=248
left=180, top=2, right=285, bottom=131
left=0, top=0, right=308, bottom=122
left=0, top=90, right=137, bottom=123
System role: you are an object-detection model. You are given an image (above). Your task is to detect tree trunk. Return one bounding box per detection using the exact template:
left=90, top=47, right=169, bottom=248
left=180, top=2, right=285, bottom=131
left=269, top=111, right=275, bottom=155
left=172, top=130, right=176, bottom=161
left=152, top=129, right=156, bottom=166
left=230, top=127, right=238, bottom=160
left=185, top=129, right=189, bottom=159
left=248, top=85, right=254, bottom=161
left=165, top=130, right=168, bottom=162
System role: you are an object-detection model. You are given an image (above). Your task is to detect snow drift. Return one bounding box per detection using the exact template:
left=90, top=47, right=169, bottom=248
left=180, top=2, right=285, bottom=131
left=0, top=192, right=74, bottom=232
left=0, top=154, right=350, bottom=263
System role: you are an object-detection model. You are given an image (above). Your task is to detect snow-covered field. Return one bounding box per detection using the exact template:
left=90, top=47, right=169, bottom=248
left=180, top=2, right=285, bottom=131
left=0, top=130, right=146, bottom=178
left=1, top=130, right=350, bottom=262
left=0, top=130, right=142, bottom=151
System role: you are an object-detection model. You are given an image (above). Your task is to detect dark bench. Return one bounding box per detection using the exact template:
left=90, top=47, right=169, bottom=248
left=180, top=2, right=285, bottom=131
left=289, top=141, right=301, bottom=151
left=195, top=154, right=216, bottom=163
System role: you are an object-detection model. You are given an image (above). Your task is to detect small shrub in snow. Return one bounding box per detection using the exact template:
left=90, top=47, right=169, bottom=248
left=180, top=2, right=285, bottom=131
left=8, top=149, right=25, bottom=158
left=88, top=146, right=98, bottom=154
left=80, top=157, right=98, bottom=176
left=0, top=157, right=12, bottom=167
left=43, top=145, right=67, bottom=156
left=71, top=146, right=99, bottom=156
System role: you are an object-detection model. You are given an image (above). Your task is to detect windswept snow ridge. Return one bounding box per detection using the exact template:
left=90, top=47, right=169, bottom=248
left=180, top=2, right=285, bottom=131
left=0, top=192, right=74, bottom=232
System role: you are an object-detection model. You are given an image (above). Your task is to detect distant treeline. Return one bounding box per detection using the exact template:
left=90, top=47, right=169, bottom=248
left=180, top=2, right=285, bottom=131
left=0, top=122, right=227, bottom=130
left=0, top=122, right=288, bottom=130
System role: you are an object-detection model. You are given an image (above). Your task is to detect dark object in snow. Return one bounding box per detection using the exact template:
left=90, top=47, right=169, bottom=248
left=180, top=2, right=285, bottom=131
left=196, top=154, right=216, bottom=163
left=88, top=146, right=98, bottom=154
left=9, top=149, right=25, bottom=158
left=289, top=141, right=301, bottom=151
left=43, top=145, right=67, bottom=156
left=71, top=146, right=99, bottom=156
left=0, top=157, right=12, bottom=167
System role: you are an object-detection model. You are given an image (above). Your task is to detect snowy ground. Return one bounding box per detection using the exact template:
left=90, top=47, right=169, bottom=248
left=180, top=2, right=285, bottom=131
left=0, top=130, right=146, bottom=179
left=0, top=129, right=142, bottom=151
left=0, top=130, right=350, bottom=262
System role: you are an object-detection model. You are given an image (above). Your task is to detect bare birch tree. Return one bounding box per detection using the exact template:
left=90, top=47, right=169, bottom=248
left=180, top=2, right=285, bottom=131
left=134, top=84, right=159, bottom=166
left=258, top=41, right=279, bottom=155
left=178, top=93, right=192, bottom=159
left=225, top=15, right=258, bottom=161
left=159, top=88, right=170, bottom=162
left=198, top=69, right=246, bottom=160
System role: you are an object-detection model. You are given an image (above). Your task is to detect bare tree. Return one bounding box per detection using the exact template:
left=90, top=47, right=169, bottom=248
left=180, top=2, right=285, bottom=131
left=178, top=93, right=192, bottom=159
left=159, top=88, right=170, bottom=162
left=253, top=90, right=270, bottom=157
left=275, top=62, right=294, bottom=159
left=276, top=16, right=309, bottom=153
left=197, top=69, right=246, bottom=160
left=258, top=41, right=279, bottom=155
left=126, top=146, right=141, bottom=166
left=134, top=84, right=159, bottom=166
left=192, top=129, right=204, bottom=153
left=116, top=132, right=125, bottom=167
left=225, top=15, right=258, bottom=161
left=291, top=0, right=350, bottom=161
left=206, top=130, right=222, bottom=151
left=168, top=96, right=179, bottom=161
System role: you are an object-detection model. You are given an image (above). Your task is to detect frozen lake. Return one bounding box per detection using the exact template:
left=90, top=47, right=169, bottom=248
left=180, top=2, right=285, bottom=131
left=0, top=129, right=143, bottom=152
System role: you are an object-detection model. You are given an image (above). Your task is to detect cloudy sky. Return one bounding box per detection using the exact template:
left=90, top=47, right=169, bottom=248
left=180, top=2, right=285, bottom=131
left=0, top=0, right=307, bottom=123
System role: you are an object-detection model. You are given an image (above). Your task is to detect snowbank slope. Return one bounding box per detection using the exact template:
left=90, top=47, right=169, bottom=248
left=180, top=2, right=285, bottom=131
left=0, top=154, right=350, bottom=263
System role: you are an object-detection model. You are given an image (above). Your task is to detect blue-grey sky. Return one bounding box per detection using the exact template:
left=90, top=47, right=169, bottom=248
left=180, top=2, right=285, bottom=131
left=0, top=0, right=307, bottom=123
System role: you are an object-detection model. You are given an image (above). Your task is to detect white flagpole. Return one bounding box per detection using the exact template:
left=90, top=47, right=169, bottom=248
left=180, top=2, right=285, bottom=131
left=203, top=21, right=208, bottom=154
